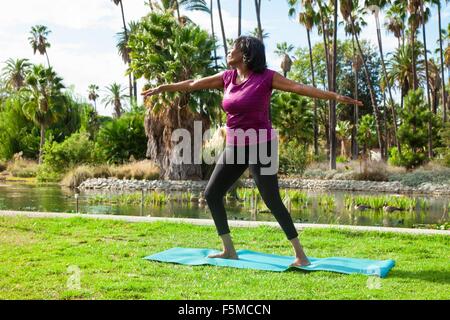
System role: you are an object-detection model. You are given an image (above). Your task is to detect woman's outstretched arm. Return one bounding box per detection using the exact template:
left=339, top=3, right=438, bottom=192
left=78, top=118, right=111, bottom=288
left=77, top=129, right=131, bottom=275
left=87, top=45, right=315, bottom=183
left=272, top=72, right=363, bottom=106
left=141, top=72, right=225, bottom=98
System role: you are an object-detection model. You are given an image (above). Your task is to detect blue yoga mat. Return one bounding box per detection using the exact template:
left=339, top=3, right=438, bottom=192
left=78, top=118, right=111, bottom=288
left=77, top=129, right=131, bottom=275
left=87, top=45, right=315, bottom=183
left=144, top=247, right=395, bottom=278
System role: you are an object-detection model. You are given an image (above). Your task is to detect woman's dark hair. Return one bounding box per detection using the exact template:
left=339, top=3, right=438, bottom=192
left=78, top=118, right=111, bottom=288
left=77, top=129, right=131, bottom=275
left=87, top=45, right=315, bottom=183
left=233, top=36, right=267, bottom=73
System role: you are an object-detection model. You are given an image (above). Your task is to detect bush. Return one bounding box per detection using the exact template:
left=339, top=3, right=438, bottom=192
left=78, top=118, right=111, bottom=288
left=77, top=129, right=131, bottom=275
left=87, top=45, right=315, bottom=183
left=388, top=146, right=427, bottom=170
left=95, top=113, right=147, bottom=164
left=61, top=166, right=94, bottom=188
left=36, top=132, right=95, bottom=182
left=7, top=159, right=38, bottom=178
left=0, top=160, right=6, bottom=172
left=278, top=140, right=309, bottom=175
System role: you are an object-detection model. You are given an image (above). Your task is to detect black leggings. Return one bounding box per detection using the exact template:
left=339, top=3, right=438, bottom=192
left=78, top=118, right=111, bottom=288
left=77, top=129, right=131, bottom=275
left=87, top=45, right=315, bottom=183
left=204, top=139, right=299, bottom=240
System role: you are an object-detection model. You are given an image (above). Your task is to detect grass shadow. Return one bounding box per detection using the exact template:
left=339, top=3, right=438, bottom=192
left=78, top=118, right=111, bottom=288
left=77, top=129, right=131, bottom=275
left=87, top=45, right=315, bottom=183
left=390, top=270, right=450, bottom=284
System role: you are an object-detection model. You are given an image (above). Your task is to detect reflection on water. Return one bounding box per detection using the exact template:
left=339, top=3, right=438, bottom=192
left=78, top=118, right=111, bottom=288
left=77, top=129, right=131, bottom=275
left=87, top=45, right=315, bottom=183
left=0, top=182, right=448, bottom=229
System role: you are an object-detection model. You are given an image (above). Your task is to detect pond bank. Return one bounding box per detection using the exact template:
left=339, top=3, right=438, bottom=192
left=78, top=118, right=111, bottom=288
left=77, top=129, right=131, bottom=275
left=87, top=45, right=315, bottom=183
left=78, top=177, right=450, bottom=196
left=1, top=210, right=448, bottom=235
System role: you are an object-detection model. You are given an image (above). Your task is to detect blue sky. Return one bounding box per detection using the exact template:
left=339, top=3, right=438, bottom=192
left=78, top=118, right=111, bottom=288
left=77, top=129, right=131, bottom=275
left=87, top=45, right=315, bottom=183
left=1, top=0, right=448, bottom=117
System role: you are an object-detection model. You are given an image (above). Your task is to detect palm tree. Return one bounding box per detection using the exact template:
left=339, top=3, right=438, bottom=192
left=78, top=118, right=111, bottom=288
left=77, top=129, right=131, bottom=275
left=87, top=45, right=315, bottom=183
left=1, top=58, right=31, bottom=91
left=274, top=42, right=295, bottom=77
left=28, top=25, right=52, bottom=68
left=217, top=0, right=228, bottom=58
left=341, top=0, right=385, bottom=160
left=238, top=0, right=242, bottom=37
left=385, top=2, right=406, bottom=49
left=336, top=120, right=351, bottom=157
left=418, top=0, right=433, bottom=158
left=115, top=20, right=140, bottom=105
left=408, top=0, right=421, bottom=91
left=111, top=0, right=134, bottom=103
left=428, top=58, right=441, bottom=115
left=209, top=0, right=219, bottom=74
left=254, top=0, right=264, bottom=43
left=436, top=0, right=449, bottom=122
left=289, top=0, right=320, bottom=156
left=248, top=28, right=270, bottom=40
left=102, top=83, right=128, bottom=118
left=21, top=65, right=66, bottom=164
left=340, top=2, right=366, bottom=160
left=88, top=84, right=100, bottom=112
left=365, top=0, right=401, bottom=155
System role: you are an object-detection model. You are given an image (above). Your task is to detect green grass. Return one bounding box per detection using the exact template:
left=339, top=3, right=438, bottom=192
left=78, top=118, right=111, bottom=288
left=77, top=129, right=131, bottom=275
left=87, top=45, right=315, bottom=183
left=0, top=216, right=449, bottom=300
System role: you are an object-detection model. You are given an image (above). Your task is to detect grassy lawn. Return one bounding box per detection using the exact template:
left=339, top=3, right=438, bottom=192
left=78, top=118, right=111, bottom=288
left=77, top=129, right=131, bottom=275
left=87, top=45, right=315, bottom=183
left=0, top=216, right=449, bottom=300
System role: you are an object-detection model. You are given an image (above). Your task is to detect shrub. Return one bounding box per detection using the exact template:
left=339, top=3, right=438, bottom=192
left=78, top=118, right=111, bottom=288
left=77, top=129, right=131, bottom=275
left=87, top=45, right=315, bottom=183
left=7, top=158, right=38, bottom=178
left=61, top=166, right=94, bottom=188
left=278, top=140, right=309, bottom=175
left=388, top=146, right=427, bottom=170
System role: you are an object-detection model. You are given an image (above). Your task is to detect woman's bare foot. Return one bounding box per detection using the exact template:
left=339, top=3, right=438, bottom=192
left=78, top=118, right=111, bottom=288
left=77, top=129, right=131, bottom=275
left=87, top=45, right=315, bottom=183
left=290, top=256, right=311, bottom=267
left=208, top=251, right=239, bottom=259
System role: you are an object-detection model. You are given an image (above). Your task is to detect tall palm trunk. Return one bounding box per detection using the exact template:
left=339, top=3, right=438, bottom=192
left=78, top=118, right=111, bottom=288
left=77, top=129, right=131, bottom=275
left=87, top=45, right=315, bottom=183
left=238, top=0, right=242, bottom=37
left=254, top=0, right=263, bottom=43
left=45, top=51, right=51, bottom=68
left=420, top=0, right=432, bottom=158
left=437, top=1, right=447, bottom=122
left=329, top=0, right=338, bottom=169
left=350, top=16, right=385, bottom=159
left=307, top=29, right=319, bottom=156
left=39, top=125, right=45, bottom=165
left=351, top=35, right=359, bottom=160
left=318, top=4, right=332, bottom=153
left=411, top=27, right=418, bottom=90
left=373, top=9, right=401, bottom=155
left=217, top=0, right=227, bottom=58
left=210, top=0, right=221, bottom=126
left=119, top=0, right=133, bottom=103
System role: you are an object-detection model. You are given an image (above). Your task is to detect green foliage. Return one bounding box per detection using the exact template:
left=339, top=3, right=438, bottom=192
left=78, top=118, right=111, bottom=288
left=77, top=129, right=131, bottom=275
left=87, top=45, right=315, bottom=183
left=0, top=96, right=40, bottom=159
left=36, top=132, right=95, bottom=182
left=435, top=122, right=450, bottom=167
left=357, top=114, right=378, bottom=153
left=271, top=91, right=314, bottom=145
left=389, top=89, right=439, bottom=169
left=278, top=140, right=309, bottom=175
left=94, top=112, right=147, bottom=164
left=128, top=11, right=221, bottom=119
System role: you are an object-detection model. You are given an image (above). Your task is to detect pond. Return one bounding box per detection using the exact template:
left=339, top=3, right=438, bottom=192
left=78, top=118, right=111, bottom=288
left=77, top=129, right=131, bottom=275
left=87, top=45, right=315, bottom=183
left=0, top=182, right=448, bottom=229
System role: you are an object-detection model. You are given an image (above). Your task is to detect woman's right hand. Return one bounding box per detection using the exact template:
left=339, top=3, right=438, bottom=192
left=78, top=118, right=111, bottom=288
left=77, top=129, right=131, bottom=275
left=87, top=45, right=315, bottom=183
left=141, top=86, right=162, bottom=98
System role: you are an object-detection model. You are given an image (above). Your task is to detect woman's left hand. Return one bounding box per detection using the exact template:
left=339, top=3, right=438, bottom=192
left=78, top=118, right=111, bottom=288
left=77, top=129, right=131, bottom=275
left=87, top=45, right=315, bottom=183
left=336, top=94, right=364, bottom=106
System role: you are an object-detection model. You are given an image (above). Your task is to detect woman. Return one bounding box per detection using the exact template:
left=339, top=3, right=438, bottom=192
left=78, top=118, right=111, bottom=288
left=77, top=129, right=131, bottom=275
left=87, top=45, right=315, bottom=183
left=142, top=36, right=362, bottom=267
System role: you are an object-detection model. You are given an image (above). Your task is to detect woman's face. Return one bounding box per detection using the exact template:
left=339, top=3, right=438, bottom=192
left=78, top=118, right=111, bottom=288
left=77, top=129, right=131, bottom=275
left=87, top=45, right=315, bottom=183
left=226, top=44, right=244, bottom=67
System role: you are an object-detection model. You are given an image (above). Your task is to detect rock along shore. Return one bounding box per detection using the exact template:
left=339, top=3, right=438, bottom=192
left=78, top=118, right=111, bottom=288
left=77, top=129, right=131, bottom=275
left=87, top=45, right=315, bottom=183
left=78, top=177, right=450, bottom=196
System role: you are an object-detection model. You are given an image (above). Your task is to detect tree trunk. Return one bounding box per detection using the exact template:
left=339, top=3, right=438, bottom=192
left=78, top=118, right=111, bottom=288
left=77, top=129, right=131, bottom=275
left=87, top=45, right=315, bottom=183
left=254, top=0, right=263, bottom=43
left=350, top=17, right=385, bottom=160
left=420, top=0, right=432, bottom=159
left=145, top=98, right=211, bottom=180
left=438, top=2, right=447, bottom=122
left=329, top=0, right=337, bottom=170
left=351, top=35, right=359, bottom=160
left=39, top=124, right=45, bottom=165
left=119, top=1, right=133, bottom=103
left=374, top=11, right=401, bottom=155
left=307, top=29, right=319, bottom=157
left=238, top=0, right=242, bottom=37
left=217, top=0, right=227, bottom=58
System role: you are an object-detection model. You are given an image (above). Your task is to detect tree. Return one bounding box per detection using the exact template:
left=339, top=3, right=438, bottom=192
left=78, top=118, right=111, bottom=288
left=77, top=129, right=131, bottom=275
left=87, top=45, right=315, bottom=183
left=21, top=65, right=67, bottom=164
left=274, top=42, right=295, bottom=77
left=111, top=0, right=134, bottom=103
left=28, top=25, right=52, bottom=68
left=88, top=84, right=100, bottom=112
left=341, top=0, right=385, bottom=160
left=101, top=83, right=128, bottom=118
left=365, top=0, right=401, bottom=156
left=1, top=58, right=31, bottom=91
left=128, top=12, right=221, bottom=180
left=436, top=0, right=448, bottom=122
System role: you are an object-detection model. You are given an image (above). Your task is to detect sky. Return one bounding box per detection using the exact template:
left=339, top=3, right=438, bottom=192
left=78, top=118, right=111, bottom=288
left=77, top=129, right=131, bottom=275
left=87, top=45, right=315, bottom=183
left=1, top=0, right=449, bottom=117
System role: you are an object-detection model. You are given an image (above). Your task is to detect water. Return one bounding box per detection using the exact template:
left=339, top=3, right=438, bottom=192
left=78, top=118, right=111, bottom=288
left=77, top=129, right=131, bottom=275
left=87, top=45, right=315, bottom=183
left=0, top=182, right=448, bottom=229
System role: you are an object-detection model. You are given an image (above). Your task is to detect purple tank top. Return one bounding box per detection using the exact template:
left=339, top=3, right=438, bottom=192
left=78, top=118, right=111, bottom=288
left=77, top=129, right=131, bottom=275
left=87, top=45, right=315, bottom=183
left=222, top=68, right=278, bottom=146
